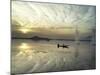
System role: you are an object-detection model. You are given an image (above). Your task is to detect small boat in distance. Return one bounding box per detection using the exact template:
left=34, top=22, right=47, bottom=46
left=57, top=44, right=69, bottom=48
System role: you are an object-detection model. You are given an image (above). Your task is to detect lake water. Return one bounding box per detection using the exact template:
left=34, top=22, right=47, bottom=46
left=11, top=39, right=96, bottom=74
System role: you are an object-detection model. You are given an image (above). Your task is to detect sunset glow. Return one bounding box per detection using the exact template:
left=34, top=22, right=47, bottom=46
left=18, top=28, right=31, bottom=34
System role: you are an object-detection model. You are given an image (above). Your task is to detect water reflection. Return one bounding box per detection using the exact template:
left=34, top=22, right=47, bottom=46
left=16, top=42, right=48, bottom=58
left=17, top=42, right=34, bottom=58
left=18, top=43, right=31, bottom=49
left=12, top=40, right=95, bottom=74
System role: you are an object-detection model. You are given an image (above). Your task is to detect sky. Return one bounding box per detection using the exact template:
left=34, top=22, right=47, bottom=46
left=12, top=1, right=96, bottom=39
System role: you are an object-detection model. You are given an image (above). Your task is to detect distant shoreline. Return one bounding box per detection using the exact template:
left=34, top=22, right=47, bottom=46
left=11, top=37, right=91, bottom=41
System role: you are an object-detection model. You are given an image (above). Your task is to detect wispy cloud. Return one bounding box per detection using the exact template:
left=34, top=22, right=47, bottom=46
left=12, top=1, right=96, bottom=39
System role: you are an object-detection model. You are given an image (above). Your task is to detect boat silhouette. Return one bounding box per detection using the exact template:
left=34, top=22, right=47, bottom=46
left=57, top=44, right=69, bottom=48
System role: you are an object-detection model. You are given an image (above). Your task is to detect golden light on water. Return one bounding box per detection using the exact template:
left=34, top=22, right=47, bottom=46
left=18, top=43, right=34, bottom=57
left=18, top=43, right=30, bottom=49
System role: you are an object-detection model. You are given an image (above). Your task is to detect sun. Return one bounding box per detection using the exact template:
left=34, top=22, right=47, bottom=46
left=18, top=28, right=31, bottom=34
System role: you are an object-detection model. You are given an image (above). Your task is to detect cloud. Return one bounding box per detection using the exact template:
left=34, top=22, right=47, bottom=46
left=12, top=1, right=96, bottom=39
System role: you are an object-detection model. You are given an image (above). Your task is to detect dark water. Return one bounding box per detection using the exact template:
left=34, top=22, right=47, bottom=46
left=11, top=39, right=96, bottom=74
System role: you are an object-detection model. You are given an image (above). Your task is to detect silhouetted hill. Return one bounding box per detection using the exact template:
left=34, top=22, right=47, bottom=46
left=31, top=36, right=50, bottom=41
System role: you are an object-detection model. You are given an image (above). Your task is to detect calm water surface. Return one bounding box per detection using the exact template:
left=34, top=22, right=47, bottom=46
left=11, top=39, right=95, bottom=74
